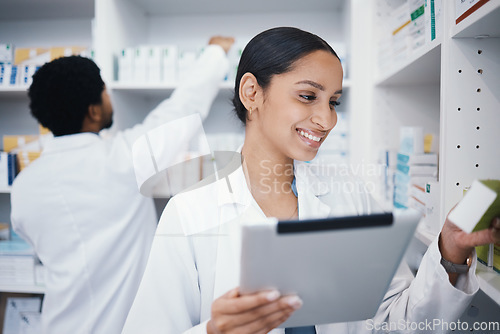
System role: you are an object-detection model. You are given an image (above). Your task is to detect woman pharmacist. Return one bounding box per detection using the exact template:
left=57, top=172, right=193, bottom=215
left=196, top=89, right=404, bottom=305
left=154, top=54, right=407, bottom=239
left=123, top=27, right=500, bottom=333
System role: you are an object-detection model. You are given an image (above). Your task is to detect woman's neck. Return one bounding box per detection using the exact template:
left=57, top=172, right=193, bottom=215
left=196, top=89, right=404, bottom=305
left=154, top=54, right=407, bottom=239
left=241, top=141, right=298, bottom=219
left=242, top=146, right=294, bottom=193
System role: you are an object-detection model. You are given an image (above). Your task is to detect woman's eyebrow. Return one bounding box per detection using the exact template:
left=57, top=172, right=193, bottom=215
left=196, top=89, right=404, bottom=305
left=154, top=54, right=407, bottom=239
left=295, top=80, right=342, bottom=94
left=295, top=80, right=324, bottom=91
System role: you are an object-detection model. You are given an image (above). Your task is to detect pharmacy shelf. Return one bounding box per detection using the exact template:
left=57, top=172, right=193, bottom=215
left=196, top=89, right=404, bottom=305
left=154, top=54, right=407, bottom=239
left=0, top=284, right=45, bottom=294
left=452, top=1, right=500, bottom=38
left=375, top=37, right=442, bottom=86
left=109, top=81, right=234, bottom=91
left=476, top=263, right=500, bottom=306
left=109, top=81, right=234, bottom=100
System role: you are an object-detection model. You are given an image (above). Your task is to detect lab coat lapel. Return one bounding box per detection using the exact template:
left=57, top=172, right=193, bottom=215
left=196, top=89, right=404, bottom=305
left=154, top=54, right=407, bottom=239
left=212, top=165, right=257, bottom=300
left=212, top=204, right=265, bottom=300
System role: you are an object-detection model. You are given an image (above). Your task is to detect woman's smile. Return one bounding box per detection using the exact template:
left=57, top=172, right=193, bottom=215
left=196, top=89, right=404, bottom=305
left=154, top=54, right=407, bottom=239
left=296, top=128, right=325, bottom=149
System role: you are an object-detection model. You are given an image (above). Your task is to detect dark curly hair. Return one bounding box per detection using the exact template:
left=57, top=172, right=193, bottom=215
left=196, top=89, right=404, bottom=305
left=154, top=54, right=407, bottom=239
left=28, top=56, right=105, bottom=136
left=233, top=27, right=339, bottom=124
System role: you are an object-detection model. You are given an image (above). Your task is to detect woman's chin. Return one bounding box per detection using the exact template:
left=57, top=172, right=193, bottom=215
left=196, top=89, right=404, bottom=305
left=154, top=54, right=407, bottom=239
left=289, top=149, right=319, bottom=162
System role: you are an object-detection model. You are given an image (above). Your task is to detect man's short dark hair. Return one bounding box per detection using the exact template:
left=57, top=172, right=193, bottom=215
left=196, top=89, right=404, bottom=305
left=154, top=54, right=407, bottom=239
left=28, top=56, right=105, bottom=136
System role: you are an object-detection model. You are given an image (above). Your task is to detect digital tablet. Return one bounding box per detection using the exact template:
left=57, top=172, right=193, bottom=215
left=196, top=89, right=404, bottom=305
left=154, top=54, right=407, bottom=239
left=239, top=209, right=421, bottom=328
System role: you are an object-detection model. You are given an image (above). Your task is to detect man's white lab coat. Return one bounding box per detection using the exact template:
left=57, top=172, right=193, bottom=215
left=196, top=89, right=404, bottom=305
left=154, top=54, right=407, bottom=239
left=123, top=160, right=479, bottom=334
left=10, top=44, right=229, bottom=334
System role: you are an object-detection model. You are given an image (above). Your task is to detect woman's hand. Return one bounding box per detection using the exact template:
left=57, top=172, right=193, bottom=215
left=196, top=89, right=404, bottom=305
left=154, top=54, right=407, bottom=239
left=206, top=287, right=302, bottom=334
left=439, top=214, right=500, bottom=284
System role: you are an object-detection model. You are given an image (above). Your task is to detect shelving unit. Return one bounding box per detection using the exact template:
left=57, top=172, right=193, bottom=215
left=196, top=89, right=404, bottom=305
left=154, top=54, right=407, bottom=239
left=0, top=0, right=93, bottom=146
left=93, top=0, right=352, bottom=135
left=439, top=1, right=500, bottom=311
left=351, top=0, right=500, bottom=314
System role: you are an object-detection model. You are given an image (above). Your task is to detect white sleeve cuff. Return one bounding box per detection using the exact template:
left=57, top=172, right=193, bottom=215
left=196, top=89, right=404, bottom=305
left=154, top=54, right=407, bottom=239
left=425, top=235, right=479, bottom=295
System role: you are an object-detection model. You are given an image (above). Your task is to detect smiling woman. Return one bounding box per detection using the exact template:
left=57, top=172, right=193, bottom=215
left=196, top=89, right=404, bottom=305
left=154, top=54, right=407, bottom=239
left=237, top=30, right=343, bottom=221
left=122, top=28, right=349, bottom=334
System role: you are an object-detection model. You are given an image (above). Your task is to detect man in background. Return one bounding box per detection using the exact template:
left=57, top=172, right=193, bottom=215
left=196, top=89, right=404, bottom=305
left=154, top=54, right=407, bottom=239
left=10, top=36, right=234, bottom=333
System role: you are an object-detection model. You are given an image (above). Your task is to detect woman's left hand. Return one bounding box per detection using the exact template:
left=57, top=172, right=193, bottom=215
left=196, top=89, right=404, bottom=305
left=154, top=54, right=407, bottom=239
left=439, top=215, right=500, bottom=284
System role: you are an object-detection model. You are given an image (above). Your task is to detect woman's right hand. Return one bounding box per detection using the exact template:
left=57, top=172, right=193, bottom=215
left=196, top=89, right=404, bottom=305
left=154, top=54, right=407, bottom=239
left=206, top=287, right=302, bottom=334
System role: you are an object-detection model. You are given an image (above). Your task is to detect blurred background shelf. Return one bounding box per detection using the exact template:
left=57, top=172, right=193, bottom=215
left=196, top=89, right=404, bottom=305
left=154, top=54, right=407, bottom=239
left=375, top=37, right=441, bottom=86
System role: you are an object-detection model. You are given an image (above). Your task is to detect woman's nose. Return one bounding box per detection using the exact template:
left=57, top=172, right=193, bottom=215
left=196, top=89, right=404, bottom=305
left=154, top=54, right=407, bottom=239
left=311, top=103, right=337, bottom=131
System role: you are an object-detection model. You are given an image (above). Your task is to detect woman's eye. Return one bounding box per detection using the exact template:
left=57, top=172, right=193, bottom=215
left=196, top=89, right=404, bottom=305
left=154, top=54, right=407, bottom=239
left=330, top=100, right=341, bottom=108
left=300, top=95, right=316, bottom=101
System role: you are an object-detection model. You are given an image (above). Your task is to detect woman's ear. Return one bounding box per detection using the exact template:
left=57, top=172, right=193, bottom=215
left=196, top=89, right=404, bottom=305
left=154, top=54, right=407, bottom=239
left=239, top=72, right=262, bottom=111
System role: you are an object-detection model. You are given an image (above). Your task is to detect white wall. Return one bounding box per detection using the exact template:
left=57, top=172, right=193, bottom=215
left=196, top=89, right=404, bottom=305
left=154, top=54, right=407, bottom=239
left=147, top=11, right=346, bottom=51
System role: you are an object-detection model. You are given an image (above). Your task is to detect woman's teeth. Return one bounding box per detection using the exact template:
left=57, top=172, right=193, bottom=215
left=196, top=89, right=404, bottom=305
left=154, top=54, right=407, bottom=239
left=299, top=130, right=320, bottom=142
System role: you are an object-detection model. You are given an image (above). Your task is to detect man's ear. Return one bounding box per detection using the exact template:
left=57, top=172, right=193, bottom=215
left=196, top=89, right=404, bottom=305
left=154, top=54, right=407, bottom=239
left=87, top=104, right=102, bottom=123
left=239, top=72, right=262, bottom=111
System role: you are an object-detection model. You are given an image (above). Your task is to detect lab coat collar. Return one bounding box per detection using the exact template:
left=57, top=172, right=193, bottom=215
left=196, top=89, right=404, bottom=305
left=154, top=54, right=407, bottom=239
left=217, top=166, right=252, bottom=208
left=43, top=132, right=101, bottom=154
left=216, top=146, right=250, bottom=209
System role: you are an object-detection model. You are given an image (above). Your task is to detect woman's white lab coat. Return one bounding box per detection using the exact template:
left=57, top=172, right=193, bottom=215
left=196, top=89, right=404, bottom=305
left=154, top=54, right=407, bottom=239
left=123, top=160, right=479, bottom=334
left=10, top=45, right=229, bottom=334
